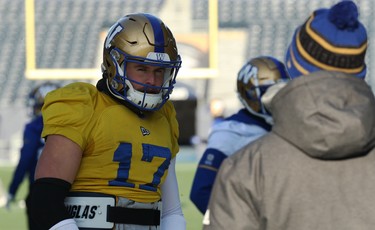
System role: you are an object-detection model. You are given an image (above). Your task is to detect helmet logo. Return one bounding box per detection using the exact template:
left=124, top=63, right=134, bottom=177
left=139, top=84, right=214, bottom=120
left=140, top=126, right=150, bottom=136
left=238, top=65, right=258, bottom=84
left=147, top=52, right=171, bottom=62
left=105, top=23, right=123, bottom=49
left=156, top=53, right=166, bottom=61
left=204, top=153, right=215, bottom=166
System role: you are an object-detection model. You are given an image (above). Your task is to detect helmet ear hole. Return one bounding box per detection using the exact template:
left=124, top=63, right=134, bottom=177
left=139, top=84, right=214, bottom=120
left=110, top=80, right=119, bottom=90
left=110, top=49, right=121, bottom=61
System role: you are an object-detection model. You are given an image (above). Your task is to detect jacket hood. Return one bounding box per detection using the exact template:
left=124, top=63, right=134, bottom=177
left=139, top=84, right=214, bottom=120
left=270, top=70, right=375, bottom=160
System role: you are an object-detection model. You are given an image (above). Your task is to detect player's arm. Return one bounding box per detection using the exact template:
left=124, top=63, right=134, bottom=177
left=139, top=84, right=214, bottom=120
left=190, top=124, right=233, bottom=214
left=190, top=148, right=227, bottom=214
left=29, top=134, right=82, bottom=230
left=160, top=157, right=186, bottom=230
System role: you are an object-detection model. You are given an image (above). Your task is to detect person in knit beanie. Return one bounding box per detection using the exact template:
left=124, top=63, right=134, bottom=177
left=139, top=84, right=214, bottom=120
left=203, top=2, right=375, bottom=230
left=285, top=0, right=368, bottom=79
left=262, top=0, right=369, bottom=113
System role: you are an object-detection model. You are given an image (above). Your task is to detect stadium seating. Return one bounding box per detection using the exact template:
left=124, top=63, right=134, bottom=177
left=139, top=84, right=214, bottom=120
left=0, top=0, right=165, bottom=106
left=0, top=0, right=373, bottom=106
left=0, top=0, right=373, bottom=151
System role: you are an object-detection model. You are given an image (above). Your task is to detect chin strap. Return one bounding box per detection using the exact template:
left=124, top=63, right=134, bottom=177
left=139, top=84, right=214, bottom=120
left=96, top=78, right=145, bottom=118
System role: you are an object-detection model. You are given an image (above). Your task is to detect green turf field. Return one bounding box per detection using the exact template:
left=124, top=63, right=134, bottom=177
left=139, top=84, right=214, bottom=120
left=0, top=162, right=203, bottom=230
left=176, top=162, right=204, bottom=230
left=0, top=166, right=29, bottom=229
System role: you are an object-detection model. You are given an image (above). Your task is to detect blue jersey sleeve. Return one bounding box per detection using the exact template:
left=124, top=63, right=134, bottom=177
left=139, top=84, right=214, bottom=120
left=190, top=110, right=270, bottom=214
left=190, top=148, right=227, bottom=214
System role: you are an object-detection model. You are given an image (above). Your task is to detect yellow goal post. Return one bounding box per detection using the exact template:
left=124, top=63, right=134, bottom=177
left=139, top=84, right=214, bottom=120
left=24, top=0, right=219, bottom=80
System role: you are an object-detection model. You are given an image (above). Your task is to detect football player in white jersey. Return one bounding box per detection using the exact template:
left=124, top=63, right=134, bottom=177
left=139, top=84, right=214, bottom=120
left=190, top=56, right=290, bottom=214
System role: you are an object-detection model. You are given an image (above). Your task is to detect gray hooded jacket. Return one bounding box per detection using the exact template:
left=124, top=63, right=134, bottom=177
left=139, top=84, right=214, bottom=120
left=204, top=71, right=375, bottom=230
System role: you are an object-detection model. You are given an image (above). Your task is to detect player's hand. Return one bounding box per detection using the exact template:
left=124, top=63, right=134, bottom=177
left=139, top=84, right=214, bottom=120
left=5, top=193, right=14, bottom=210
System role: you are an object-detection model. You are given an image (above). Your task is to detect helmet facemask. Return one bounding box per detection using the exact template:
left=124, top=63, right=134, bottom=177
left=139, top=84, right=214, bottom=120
left=238, top=70, right=276, bottom=124
left=107, top=47, right=181, bottom=111
left=243, top=77, right=276, bottom=116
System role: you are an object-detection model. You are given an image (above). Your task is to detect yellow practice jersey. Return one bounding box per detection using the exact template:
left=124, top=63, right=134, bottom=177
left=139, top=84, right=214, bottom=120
left=41, top=82, right=179, bottom=203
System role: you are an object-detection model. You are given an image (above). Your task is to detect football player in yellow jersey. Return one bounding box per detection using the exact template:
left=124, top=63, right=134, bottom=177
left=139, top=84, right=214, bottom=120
left=29, top=13, right=185, bottom=230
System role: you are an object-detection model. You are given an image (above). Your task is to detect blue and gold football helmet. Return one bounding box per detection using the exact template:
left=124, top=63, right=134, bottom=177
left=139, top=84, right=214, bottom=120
left=237, top=56, right=290, bottom=123
left=28, top=82, right=60, bottom=116
left=101, top=13, right=182, bottom=111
